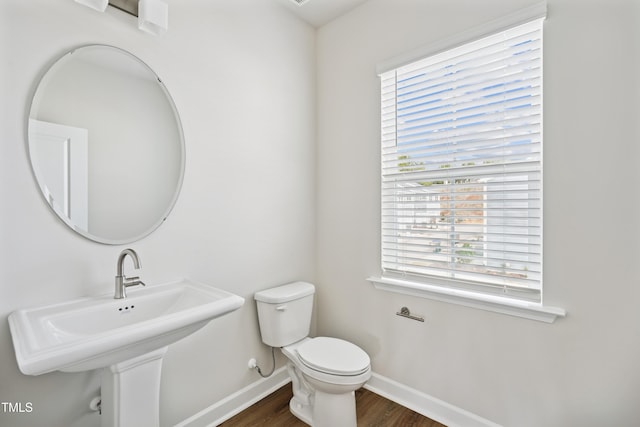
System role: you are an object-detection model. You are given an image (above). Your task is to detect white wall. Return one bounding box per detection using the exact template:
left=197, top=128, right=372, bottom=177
left=316, top=0, right=640, bottom=426
left=0, top=1, right=315, bottom=426
left=3, top=0, right=640, bottom=426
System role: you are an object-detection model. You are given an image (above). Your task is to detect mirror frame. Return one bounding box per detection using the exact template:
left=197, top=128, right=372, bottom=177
left=27, top=45, right=185, bottom=245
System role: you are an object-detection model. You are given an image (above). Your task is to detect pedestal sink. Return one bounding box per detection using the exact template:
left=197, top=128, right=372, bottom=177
left=8, top=278, right=244, bottom=426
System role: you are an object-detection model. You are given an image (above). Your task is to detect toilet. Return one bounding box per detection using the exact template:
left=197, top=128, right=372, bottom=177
left=254, top=282, right=371, bottom=427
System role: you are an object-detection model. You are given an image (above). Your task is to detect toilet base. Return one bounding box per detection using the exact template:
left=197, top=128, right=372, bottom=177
left=289, top=396, right=313, bottom=425
left=312, top=389, right=357, bottom=427
left=289, top=391, right=357, bottom=427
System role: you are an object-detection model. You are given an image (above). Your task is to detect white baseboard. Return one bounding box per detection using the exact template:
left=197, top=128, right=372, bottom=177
left=174, top=369, right=500, bottom=427
left=364, top=372, right=501, bottom=427
left=174, top=367, right=290, bottom=427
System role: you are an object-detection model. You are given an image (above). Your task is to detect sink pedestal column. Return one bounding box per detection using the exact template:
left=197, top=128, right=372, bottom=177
left=100, top=347, right=168, bottom=427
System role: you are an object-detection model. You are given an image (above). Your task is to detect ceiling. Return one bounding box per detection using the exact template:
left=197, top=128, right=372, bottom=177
left=273, top=0, right=370, bottom=28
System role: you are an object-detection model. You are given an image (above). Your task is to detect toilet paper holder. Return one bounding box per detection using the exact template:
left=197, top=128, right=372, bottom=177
left=396, top=306, right=424, bottom=322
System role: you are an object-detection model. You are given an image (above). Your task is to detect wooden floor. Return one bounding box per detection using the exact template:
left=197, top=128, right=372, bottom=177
left=219, top=383, right=446, bottom=427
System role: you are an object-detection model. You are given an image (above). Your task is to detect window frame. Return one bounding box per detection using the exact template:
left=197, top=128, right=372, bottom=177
left=368, top=2, right=565, bottom=323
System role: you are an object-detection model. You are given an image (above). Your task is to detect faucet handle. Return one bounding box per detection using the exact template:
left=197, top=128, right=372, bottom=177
left=124, top=276, right=146, bottom=288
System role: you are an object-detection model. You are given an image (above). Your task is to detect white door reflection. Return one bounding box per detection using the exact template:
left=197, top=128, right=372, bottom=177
left=29, top=119, right=89, bottom=232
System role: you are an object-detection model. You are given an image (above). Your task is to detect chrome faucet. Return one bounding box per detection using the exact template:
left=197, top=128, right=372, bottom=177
left=114, top=249, right=145, bottom=299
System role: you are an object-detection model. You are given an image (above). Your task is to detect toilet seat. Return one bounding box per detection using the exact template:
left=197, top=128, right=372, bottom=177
left=296, top=337, right=370, bottom=376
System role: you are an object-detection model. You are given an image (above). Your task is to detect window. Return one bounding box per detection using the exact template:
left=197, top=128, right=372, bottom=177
left=378, top=18, right=545, bottom=305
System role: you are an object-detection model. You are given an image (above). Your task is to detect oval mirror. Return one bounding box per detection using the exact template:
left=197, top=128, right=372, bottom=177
left=28, top=45, right=185, bottom=244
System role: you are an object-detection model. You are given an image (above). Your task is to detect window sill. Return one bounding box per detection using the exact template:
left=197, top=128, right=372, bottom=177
left=367, top=276, right=566, bottom=323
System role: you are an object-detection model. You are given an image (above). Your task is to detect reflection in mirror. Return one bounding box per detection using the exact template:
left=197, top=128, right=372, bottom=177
left=28, top=45, right=185, bottom=244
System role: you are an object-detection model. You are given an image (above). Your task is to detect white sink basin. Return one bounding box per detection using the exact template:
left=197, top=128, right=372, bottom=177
left=8, top=278, right=244, bottom=375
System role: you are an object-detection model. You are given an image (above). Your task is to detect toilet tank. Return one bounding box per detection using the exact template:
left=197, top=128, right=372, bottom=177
left=254, top=282, right=315, bottom=347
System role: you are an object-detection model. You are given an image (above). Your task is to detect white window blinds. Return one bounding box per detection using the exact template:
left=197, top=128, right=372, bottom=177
left=380, top=18, right=543, bottom=302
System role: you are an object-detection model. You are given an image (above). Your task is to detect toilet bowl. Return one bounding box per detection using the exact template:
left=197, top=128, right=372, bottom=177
left=254, top=282, right=371, bottom=427
left=282, top=337, right=371, bottom=426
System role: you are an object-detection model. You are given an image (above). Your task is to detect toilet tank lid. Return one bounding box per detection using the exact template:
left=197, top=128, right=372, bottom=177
left=254, top=282, right=315, bottom=304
